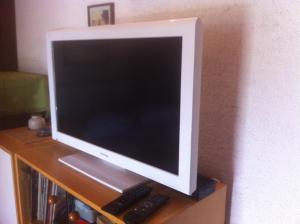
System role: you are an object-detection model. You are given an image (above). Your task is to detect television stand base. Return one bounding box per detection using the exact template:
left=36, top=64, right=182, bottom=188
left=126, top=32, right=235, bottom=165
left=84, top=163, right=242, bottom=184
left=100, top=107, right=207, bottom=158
left=58, top=153, right=149, bottom=193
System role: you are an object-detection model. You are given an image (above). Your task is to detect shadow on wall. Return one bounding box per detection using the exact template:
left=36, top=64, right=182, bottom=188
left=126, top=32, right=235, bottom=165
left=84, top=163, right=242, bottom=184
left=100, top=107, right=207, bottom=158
left=197, top=5, right=248, bottom=224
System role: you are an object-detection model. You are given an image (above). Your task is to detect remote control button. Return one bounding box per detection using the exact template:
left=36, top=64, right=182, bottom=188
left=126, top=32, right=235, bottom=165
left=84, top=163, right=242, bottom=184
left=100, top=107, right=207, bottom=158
left=123, top=194, right=169, bottom=224
left=102, top=185, right=152, bottom=215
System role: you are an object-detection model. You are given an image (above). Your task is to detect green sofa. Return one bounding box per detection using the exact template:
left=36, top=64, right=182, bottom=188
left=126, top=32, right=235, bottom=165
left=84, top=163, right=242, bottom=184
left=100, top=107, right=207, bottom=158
left=0, top=71, right=49, bottom=130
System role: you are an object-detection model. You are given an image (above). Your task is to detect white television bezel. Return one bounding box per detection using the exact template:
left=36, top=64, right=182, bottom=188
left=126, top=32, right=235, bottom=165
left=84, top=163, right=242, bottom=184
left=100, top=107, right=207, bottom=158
left=46, top=17, right=202, bottom=195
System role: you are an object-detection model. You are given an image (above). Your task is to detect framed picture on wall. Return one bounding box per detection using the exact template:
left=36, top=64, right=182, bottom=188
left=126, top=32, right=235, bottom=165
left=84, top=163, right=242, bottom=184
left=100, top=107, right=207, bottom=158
left=88, top=3, right=115, bottom=26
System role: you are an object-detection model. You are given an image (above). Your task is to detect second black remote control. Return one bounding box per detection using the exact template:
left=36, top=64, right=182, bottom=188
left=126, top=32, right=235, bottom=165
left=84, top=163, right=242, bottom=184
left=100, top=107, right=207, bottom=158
left=102, top=185, right=152, bottom=215
left=123, top=194, right=170, bottom=224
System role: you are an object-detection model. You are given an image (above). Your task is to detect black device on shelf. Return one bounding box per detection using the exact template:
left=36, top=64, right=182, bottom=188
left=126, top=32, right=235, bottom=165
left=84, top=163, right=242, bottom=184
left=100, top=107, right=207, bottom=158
left=123, top=194, right=169, bottom=224
left=37, top=127, right=52, bottom=137
left=191, top=175, right=218, bottom=200
left=102, top=185, right=152, bottom=215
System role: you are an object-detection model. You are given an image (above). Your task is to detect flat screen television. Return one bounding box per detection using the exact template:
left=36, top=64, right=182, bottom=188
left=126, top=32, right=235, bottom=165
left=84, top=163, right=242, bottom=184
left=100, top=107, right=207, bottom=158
left=47, top=17, right=202, bottom=195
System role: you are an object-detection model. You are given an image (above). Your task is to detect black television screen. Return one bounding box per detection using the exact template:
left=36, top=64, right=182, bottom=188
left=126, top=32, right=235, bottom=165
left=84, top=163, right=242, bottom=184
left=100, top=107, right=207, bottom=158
left=53, top=37, right=182, bottom=175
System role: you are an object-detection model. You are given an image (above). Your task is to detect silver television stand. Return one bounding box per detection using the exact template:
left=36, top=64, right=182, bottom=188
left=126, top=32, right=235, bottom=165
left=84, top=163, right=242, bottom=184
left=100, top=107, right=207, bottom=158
left=58, top=152, right=149, bottom=193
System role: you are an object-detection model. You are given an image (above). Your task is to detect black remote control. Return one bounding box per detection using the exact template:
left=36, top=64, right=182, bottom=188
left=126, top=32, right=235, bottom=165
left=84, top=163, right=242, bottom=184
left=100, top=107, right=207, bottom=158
left=123, top=194, right=170, bottom=224
left=102, top=185, right=152, bottom=215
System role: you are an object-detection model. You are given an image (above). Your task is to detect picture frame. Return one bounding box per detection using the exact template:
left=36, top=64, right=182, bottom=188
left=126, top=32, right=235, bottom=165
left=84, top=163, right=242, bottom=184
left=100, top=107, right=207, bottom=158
left=88, top=3, right=115, bottom=26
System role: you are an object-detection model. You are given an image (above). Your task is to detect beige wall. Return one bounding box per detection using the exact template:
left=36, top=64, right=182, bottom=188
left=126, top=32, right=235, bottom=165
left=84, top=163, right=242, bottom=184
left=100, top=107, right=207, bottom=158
left=15, top=0, right=300, bottom=223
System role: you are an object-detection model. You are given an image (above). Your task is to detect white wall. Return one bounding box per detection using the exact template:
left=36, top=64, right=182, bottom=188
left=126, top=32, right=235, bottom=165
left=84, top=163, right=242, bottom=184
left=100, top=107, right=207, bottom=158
left=15, top=0, right=300, bottom=223
left=0, top=148, right=18, bottom=224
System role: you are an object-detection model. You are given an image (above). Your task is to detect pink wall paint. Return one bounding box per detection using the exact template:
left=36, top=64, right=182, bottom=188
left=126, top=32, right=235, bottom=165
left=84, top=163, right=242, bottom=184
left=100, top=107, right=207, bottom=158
left=15, top=0, right=300, bottom=223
